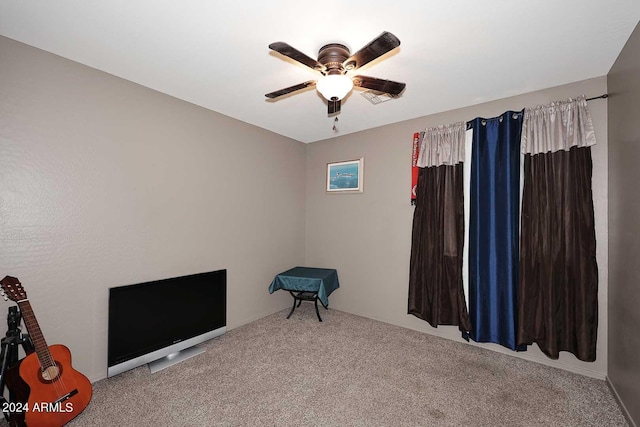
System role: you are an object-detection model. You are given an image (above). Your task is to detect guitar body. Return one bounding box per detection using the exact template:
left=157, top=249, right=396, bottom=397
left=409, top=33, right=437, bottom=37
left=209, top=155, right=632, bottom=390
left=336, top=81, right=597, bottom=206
left=18, top=344, right=92, bottom=427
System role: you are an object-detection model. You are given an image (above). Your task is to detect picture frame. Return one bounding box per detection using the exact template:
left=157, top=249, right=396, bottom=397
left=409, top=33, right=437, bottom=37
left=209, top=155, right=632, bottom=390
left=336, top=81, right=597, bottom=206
left=326, top=158, right=364, bottom=193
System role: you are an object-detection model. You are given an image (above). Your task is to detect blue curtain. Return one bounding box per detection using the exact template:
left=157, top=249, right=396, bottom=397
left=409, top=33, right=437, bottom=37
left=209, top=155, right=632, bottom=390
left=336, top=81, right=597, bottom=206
left=468, top=111, right=526, bottom=351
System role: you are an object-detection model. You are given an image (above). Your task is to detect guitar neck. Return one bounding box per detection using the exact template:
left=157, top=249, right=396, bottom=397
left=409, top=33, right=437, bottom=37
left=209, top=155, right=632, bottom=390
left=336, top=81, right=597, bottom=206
left=17, top=299, right=54, bottom=368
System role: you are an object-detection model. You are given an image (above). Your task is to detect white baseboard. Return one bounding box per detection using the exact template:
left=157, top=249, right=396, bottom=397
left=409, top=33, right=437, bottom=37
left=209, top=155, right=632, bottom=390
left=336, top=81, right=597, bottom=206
left=606, top=376, right=637, bottom=427
left=331, top=307, right=607, bottom=379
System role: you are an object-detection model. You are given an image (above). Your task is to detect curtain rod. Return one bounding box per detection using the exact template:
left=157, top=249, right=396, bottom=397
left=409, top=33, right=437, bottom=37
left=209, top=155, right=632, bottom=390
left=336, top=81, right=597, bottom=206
left=586, top=94, right=608, bottom=101
left=460, top=94, right=609, bottom=130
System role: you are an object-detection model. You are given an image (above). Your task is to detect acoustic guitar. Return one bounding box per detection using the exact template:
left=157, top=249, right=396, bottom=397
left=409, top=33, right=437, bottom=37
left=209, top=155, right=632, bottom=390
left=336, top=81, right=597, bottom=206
left=0, top=276, right=92, bottom=427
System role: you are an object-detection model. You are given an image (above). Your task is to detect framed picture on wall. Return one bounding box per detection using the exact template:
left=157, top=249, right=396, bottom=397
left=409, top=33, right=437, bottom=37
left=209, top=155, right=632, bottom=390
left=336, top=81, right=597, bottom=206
left=326, top=158, right=364, bottom=193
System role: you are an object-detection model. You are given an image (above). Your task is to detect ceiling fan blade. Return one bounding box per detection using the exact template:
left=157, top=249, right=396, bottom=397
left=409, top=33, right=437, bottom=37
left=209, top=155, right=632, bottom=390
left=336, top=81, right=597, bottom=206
left=343, top=32, right=401, bottom=71
left=269, top=42, right=325, bottom=71
left=328, top=98, right=341, bottom=115
left=265, top=80, right=316, bottom=99
left=352, top=75, right=406, bottom=96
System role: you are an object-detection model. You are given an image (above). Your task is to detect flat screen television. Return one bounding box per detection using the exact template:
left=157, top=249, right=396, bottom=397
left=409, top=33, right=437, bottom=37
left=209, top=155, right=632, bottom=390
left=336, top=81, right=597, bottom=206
left=107, top=269, right=226, bottom=377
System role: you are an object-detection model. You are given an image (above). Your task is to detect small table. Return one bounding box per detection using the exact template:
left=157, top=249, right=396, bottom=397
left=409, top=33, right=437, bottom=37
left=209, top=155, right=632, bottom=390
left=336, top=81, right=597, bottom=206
left=268, top=267, right=339, bottom=322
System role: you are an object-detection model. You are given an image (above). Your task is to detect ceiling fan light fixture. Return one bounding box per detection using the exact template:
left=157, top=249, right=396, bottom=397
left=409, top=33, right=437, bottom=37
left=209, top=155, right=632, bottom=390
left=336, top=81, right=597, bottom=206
left=316, top=75, right=353, bottom=101
left=266, top=32, right=403, bottom=115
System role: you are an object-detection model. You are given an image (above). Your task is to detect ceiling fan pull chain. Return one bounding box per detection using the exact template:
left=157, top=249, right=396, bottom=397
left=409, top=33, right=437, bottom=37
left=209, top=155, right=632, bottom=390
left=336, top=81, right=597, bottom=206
left=333, top=117, right=339, bottom=132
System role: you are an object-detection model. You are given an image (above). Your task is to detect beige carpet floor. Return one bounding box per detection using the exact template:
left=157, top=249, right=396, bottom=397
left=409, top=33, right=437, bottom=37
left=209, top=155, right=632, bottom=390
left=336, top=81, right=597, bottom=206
left=56, top=305, right=630, bottom=426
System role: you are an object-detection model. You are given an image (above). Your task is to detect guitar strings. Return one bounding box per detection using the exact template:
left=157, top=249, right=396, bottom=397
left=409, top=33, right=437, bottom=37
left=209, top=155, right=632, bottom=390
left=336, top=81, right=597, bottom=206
left=22, top=303, right=66, bottom=396
left=20, top=300, right=71, bottom=402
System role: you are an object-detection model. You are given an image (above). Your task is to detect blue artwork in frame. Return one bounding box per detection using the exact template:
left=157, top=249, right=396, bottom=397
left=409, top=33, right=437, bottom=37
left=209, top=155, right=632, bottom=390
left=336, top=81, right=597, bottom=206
left=326, top=158, right=364, bottom=193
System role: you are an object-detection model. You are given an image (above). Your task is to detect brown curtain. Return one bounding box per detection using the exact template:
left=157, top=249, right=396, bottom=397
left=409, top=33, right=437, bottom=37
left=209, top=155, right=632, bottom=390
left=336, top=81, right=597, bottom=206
left=518, top=146, right=598, bottom=361
left=408, top=165, right=471, bottom=332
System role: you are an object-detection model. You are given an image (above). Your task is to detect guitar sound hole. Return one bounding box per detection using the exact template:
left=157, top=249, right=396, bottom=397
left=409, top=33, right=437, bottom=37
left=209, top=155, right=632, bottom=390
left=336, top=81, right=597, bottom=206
left=39, top=363, right=63, bottom=383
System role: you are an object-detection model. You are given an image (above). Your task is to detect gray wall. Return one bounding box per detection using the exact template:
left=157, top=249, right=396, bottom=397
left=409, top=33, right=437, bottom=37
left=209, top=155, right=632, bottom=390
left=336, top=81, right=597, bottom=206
left=0, top=36, right=304, bottom=382
left=306, top=77, right=609, bottom=379
left=607, top=22, right=640, bottom=426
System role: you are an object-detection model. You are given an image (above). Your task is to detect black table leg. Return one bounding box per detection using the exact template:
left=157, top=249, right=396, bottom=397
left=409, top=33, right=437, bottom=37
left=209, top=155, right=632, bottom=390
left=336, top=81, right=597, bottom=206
left=286, top=293, right=297, bottom=319
left=314, top=298, right=323, bottom=322
left=285, top=291, right=323, bottom=322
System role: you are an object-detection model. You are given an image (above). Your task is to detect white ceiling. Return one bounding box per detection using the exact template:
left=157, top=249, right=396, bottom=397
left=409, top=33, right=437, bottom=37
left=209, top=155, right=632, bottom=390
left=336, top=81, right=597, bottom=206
left=1, top=1, right=639, bottom=143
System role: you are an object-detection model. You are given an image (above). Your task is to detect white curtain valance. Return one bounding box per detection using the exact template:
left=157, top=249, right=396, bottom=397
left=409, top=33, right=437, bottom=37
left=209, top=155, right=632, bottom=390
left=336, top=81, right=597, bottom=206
left=521, top=95, right=597, bottom=155
left=417, top=121, right=466, bottom=167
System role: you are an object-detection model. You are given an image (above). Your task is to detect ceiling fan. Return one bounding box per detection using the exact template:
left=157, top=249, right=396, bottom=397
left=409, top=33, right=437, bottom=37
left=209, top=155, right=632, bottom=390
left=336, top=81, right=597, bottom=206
left=265, top=31, right=406, bottom=115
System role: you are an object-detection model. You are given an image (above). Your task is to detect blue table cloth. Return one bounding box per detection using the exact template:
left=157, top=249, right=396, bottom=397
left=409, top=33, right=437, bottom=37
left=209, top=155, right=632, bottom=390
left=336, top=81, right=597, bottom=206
left=268, top=267, right=339, bottom=307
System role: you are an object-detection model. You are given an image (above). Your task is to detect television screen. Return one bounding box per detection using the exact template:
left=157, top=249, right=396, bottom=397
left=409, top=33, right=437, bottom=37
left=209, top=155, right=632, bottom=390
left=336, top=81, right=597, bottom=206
left=108, top=269, right=226, bottom=370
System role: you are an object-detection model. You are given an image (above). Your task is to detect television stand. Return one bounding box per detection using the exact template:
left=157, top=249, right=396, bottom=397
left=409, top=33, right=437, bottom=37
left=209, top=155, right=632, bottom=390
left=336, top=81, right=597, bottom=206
left=148, top=345, right=205, bottom=374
